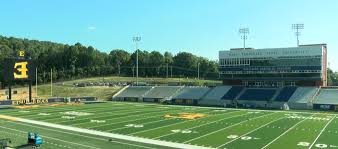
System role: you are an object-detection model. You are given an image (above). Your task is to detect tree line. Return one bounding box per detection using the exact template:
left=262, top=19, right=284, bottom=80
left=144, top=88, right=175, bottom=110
left=0, top=35, right=219, bottom=85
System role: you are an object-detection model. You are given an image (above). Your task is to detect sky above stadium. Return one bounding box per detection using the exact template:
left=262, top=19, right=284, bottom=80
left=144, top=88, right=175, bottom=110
left=1, top=0, right=338, bottom=71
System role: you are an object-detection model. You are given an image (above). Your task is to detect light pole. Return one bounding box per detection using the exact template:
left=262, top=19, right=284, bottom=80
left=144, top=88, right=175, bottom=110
left=166, top=63, right=169, bottom=78
left=292, top=24, right=304, bottom=47
left=132, top=36, right=141, bottom=85
left=197, top=62, right=200, bottom=80
left=239, top=28, right=249, bottom=50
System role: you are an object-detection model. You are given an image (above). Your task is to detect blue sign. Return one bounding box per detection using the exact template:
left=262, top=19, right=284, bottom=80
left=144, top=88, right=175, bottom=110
left=219, top=66, right=321, bottom=72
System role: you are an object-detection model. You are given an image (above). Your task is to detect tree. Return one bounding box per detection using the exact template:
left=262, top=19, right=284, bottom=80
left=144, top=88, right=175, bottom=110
left=327, top=68, right=338, bottom=86
left=164, top=51, right=173, bottom=64
left=173, top=52, right=198, bottom=77
left=0, top=35, right=220, bottom=83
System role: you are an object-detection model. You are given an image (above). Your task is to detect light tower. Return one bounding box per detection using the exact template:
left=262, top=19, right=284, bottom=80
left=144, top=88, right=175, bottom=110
left=132, top=36, right=141, bottom=85
left=292, top=24, right=304, bottom=47
left=239, top=28, right=249, bottom=50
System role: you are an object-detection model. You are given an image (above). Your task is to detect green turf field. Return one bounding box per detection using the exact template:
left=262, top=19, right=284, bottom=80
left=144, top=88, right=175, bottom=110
left=0, top=102, right=337, bottom=149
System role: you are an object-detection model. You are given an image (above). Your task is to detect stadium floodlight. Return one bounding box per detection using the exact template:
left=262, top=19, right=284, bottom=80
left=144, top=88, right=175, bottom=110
left=239, top=28, right=249, bottom=50
left=292, top=24, right=304, bottom=47
left=132, top=36, right=141, bottom=85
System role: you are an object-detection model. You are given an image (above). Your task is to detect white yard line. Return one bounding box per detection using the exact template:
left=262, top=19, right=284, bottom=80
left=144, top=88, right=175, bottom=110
left=0, top=119, right=157, bottom=149
left=50, top=106, right=168, bottom=123
left=0, top=116, right=213, bottom=149
left=260, top=114, right=316, bottom=149
left=87, top=107, right=209, bottom=129
left=111, top=101, right=338, bottom=116
left=217, top=115, right=286, bottom=148
left=129, top=110, right=238, bottom=135
left=0, top=125, right=100, bottom=149
left=8, top=104, right=120, bottom=115
left=47, top=106, right=160, bottom=123
left=153, top=111, right=247, bottom=139
left=183, top=112, right=276, bottom=144
left=308, top=115, right=336, bottom=149
left=108, top=117, right=176, bottom=132
left=109, top=110, right=238, bottom=132
left=0, top=130, right=75, bottom=149
left=22, top=106, right=131, bottom=118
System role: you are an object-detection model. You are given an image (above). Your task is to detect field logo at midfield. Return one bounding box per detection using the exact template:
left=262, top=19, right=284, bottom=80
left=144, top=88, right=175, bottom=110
left=163, top=113, right=207, bottom=120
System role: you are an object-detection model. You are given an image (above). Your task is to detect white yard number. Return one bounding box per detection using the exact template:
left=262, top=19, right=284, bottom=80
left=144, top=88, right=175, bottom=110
left=297, top=142, right=329, bottom=148
left=227, top=135, right=238, bottom=139
left=297, top=142, right=310, bottom=147
left=315, top=144, right=328, bottom=148
left=240, top=136, right=252, bottom=140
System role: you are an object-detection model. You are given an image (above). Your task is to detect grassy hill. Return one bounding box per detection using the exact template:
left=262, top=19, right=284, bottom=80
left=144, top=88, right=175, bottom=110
left=1, top=76, right=221, bottom=100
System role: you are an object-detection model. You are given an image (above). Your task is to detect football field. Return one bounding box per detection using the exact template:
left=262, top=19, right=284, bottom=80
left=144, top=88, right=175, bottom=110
left=0, top=102, right=337, bottom=149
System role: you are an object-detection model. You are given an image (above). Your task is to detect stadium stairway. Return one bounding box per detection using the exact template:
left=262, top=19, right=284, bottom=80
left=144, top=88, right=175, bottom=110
left=141, top=86, right=155, bottom=102
left=310, top=86, right=321, bottom=105
left=222, top=86, right=244, bottom=100
left=160, top=86, right=184, bottom=103
left=112, top=85, right=130, bottom=99
left=234, top=88, right=248, bottom=100
left=273, top=87, right=298, bottom=102
left=270, top=88, right=282, bottom=102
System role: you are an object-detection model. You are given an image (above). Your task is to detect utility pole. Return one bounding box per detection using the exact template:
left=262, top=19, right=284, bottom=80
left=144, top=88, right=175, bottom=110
left=132, top=66, right=135, bottom=78
left=50, top=68, right=53, bottom=97
left=239, top=28, right=249, bottom=50
left=170, top=66, right=173, bottom=78
left=292, top=24, right=304, bottom=47
left=35, top=67, right=38, bottom=97
left=132, top=36, right=141, bottom=85
left=166, top=63, right=168, bottom=78
left=117, top=60, right=121, bottom=76
left=197, top=62, right=200, bottom=80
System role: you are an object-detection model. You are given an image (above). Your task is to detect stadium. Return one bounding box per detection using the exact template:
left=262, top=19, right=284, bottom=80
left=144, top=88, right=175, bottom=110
left=1, top=43, right=338, bottom=149
left=114, top=44, right=338, bottom=112
left=1, top=1, right=338, bottom=149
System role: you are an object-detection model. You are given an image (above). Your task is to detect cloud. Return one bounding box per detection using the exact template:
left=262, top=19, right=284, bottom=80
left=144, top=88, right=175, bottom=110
left=87, top=26, right=96, bottom=30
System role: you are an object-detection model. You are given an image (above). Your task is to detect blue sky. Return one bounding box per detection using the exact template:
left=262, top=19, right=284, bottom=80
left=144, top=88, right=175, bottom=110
left=1, top=0, right=337, bottom=71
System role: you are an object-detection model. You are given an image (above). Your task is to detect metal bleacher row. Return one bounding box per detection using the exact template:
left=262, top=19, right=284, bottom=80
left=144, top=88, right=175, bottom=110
left=113, top=85, right=338, bottom=110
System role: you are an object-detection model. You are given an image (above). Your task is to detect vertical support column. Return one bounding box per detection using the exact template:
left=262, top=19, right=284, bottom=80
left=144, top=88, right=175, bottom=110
left=8, top=81, right=12, bottom=100
left=29, top=80, right=32, bottom=102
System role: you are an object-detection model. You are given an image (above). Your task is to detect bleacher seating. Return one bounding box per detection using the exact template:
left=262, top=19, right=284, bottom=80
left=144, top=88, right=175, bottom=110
left=314, top=89, right=338, bottom=104
left=143, top=86, right=181, bottom=99
left=112, top=85, right=338, bottom=111
left=286, top=87, right=318, bottom=109
left=288, top=87, right=317, bottom=104
left=199, top=86, right=232, bottom=106
left=115, top=86, right=152, bottom=98
left=172, top=87, right=210, bottom=100
left=274, top=87, right=297, bottom=102
left=221, top=86, right=243, bottom=100
left=238, top=89, right=276, bottom=101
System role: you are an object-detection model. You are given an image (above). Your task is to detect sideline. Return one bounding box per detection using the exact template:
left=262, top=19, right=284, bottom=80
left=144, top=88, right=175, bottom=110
left=0, top=114, right=213, bottom=149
